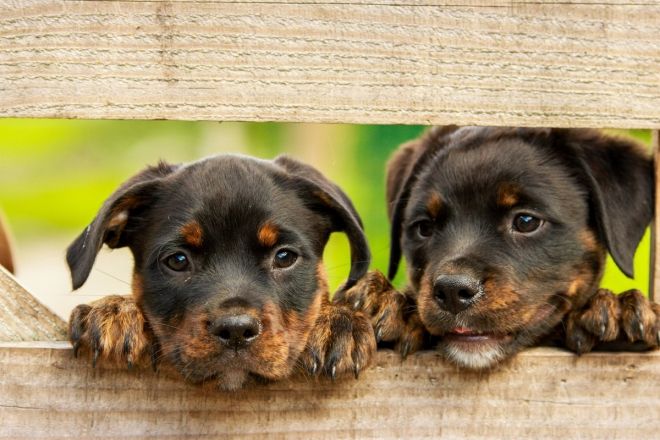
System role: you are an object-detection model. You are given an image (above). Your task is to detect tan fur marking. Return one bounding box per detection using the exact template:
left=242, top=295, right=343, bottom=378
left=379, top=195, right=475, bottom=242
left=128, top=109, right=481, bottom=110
left=180, top=221, right=203, bottom=248
left=578, top=229, right=599, bottom=252
left=497, top=183, right=520, bottom=208
left=258, top=222, right=279, bottom=247
left=426, top=192, right=443, bottom=218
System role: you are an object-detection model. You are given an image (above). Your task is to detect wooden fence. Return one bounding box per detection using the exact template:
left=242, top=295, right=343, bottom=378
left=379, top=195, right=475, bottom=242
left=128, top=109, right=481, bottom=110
left=1, top=1, right=659, bottom=438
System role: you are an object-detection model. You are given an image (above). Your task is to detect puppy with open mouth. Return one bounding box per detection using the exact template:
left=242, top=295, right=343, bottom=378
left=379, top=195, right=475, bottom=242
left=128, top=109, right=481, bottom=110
left=67, top=154, right=376, bottom=390
left=340, top=126, right=659, bottom=370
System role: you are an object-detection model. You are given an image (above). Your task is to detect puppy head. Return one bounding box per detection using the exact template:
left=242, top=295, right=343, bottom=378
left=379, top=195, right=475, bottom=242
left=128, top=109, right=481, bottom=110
left=67, top=154, right=369, bottom=389
left=387, top=127, right=652, bottom=370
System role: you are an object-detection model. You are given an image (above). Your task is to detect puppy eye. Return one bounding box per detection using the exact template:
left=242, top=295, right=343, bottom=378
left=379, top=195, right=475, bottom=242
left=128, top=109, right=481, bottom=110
left=273, top=249, right=298, bottom=269
left=415, top=220, right=434, bottom=238
left=164, top=252, right=191, bottom=272
left=513, top=214, right=543, bottom=234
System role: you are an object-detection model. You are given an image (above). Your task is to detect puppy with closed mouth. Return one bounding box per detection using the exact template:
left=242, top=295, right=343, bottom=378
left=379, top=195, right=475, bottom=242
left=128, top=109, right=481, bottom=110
left=340, top=126, right=659, bottom=370
left=67, top=154, right=376, bottom=390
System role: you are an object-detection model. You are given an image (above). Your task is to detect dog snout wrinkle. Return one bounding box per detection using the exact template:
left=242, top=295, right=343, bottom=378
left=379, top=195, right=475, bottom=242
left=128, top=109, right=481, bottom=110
left=210, top=314, right=261, bottom=349
left=433, top=274, right=483, bottom=314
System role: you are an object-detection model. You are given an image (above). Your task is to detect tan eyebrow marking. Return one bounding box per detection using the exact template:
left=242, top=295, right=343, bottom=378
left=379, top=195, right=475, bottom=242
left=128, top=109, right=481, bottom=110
left=497, top=183, right=520, bottom=208
left=258, top=221, right=279, bottom=247
left=180, top=220, right=203, bottom=248
left=426, top=192, right=443, bottom=218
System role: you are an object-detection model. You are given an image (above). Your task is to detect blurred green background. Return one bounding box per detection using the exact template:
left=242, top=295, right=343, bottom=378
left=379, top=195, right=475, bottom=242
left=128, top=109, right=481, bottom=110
left=0, top=120, right=652, bottom=317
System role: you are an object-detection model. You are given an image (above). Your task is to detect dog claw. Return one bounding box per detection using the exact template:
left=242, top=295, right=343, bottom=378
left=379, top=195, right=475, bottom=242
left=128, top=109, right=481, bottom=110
left=72, top=341, right=80, bottom=358
left=150, top=345, right=159, bottom=372
left=636, top=322, right=645, bottom=340
left=375, top=326, right=383, bottom=343
left=330, top=364, right=337, bottom=381
left=353, top=299, right=362, bottom=310
left=354, top=364, right=360, bottom=380
left=575, top=339, right=583, bottom=355
left=92, top=349, right=100, bottom=368
left=401, top=341, right=411, bottom=360
left=127, top=360, right=133, bottom=370
left=599, top=323, right=606, bottom=339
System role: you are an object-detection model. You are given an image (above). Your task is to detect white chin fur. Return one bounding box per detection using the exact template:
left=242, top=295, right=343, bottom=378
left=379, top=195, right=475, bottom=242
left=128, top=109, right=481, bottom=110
left=217, top=369, right=249, bottom=391
left=444, top=344, right=507, bottom=370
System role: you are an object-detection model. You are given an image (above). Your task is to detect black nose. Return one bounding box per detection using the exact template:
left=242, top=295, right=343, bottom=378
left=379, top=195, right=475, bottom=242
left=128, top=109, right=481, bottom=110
left=433, top=274, right=483, bottom=314
left=210, top=315, right=261, bottom=348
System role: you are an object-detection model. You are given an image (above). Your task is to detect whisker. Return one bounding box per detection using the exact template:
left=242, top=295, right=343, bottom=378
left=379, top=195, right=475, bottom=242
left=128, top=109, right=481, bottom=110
left=91, top=267, right=132, bottom=287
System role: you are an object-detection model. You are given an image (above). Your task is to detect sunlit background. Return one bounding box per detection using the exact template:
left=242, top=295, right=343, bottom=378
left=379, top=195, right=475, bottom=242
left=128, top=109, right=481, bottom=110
left=0, top=120, right=652, bottom=319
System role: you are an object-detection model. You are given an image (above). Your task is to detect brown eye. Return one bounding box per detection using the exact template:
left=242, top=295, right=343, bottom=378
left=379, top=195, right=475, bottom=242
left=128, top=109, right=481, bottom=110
left=164, top=252, right=190, bottom=271
left=415, top=220, right=434, bottom=238
left=513, top=214, right=542, bottom=234
left=273, top=249, right=298, bottom=269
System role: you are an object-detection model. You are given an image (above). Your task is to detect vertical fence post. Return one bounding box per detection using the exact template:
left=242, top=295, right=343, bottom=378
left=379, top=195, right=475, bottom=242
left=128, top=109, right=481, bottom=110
left=652, top=130, right=659, bottom=302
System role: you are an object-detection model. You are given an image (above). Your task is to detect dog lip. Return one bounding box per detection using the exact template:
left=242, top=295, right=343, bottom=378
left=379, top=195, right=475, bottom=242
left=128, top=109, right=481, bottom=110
left=445, top=327, right=510, bottom=342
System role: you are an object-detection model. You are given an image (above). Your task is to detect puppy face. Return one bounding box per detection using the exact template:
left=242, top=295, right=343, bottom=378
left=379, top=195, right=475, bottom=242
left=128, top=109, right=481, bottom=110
left=67, top=155, right=369, bottom=389
left=388, top=127, right=653, bottom=369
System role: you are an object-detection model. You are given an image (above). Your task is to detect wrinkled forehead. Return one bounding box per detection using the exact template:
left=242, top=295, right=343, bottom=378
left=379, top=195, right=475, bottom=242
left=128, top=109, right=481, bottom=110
left=409, top=137, right=585, bottom=215
left=149, top=156, right=317, bottom=243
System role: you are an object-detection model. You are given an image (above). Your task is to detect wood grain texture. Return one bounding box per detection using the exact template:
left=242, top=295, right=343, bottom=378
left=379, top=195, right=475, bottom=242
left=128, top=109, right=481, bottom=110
left=0, top=342, right=658, bottom=439
left=1, top=1, right=659, bottom=127
left=0, top=266, right=66, bottom=342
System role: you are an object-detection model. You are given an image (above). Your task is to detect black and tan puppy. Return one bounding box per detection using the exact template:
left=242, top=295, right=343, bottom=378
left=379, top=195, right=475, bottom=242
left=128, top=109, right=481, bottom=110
left=340, top=126, right=658, bottom=370
left=67, top=154, right=376, bottom=389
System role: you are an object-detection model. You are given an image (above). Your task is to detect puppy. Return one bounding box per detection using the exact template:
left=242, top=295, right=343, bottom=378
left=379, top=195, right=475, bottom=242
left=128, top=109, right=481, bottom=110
left=67, top=154, right=376, bottom=389
left=0, top=212, right=14, bottom=273
left=339, top=126, right=658, bottom=370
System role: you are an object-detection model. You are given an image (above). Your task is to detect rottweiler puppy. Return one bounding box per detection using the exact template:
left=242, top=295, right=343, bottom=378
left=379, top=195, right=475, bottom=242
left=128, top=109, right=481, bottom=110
left=67, top=154, right=376, bottom=389
left=339, top=126, right=659, bottom=370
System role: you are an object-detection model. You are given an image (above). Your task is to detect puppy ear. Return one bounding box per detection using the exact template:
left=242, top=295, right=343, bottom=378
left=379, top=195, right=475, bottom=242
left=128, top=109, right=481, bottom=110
left=274, top=155, right=370, bottom=290
left=66, top=162, right=178, bottom=290
left=387, top=125, right=459, bottom=280
left=560, top=129, right=653, bottom=278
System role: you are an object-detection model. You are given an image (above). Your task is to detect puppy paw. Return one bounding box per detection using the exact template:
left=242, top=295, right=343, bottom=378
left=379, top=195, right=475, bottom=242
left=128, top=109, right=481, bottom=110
left=565, top=288, right=659, bottom=354
left=619, top=289, right=660, bottom=346
left=335, top=270, right=407, bottom=343
left=69, top=295, right=153, bottom=369
left=335, top=270, right=429, bottom=359
left=299, top=303, right=376, bottom=380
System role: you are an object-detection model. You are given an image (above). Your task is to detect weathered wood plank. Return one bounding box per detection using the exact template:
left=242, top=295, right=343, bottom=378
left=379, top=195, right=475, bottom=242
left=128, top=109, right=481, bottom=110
left=0, top=266, right=66, bottom=342
left=650, top=129, right=657, bottom=303
left=1, top=1, right=658, bottom=127
left=0, top=342, right=658, bottom=439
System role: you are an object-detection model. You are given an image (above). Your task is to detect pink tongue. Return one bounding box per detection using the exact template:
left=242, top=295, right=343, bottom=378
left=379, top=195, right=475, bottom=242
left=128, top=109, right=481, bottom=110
left=452, top=327, right=473, bottom=334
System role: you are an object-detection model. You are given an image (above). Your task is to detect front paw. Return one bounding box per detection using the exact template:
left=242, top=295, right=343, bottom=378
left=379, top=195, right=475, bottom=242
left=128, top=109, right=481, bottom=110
left=299, top=304, right=376, bottom=380
left=69, top=295, right=152, bottom=369
left=565, top=288, right=660, bottom=354
left=335, top=270, right=407, bottom=343
left=335, top=270, right=427, bottom=358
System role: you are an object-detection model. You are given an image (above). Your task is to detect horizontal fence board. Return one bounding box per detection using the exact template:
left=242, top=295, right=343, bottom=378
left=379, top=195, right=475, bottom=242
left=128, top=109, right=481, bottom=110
left=0, top=1, right=658, bottom=126
left=0, top=342, right=659, bottom=439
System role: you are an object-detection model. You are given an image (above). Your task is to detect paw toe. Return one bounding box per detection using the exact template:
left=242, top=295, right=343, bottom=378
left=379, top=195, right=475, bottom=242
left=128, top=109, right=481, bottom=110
left=578, top=289, right=620, bottom=341
left=620, top=290, right=657, bottom=345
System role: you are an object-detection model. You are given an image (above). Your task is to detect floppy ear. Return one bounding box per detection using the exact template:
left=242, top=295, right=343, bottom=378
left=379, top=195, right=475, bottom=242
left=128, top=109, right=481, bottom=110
left=558, top=129, right=654, bottom=278
left=66, top=162, right=179, bottom=290
left=387, top=125, right=459, bottom=280
left=274, top=155, right=370, bottom=290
